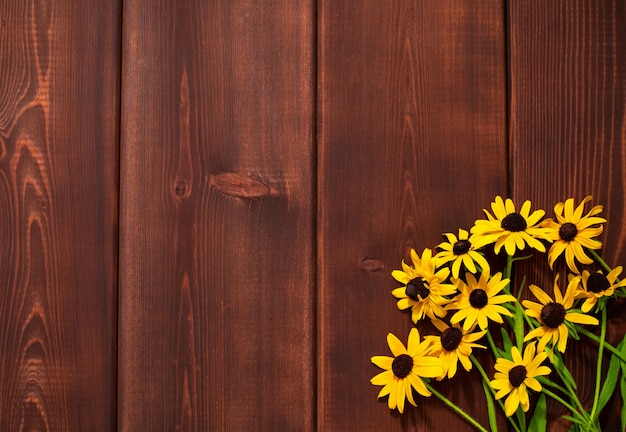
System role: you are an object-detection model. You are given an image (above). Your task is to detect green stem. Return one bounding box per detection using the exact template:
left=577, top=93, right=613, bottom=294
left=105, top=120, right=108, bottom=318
left=589, top=307, right=607, bottom=421
left=425, top=381, right=489, bottom=432
left=470, top=356, right=522, bottom=432
left=576, top=325, right=626, bottom=364
left=536, top=376, right=570, bottom=398
left=550, top=353, right=587, bottom=415
left=486, top=331, right=502, bottom=357
left=539, top=387, right=579, bottom=416
left=539, top=380, right=594, bottom=429
left=587, top=249, right=613, bottom=275
left=503, top=254, right=514, bottom=294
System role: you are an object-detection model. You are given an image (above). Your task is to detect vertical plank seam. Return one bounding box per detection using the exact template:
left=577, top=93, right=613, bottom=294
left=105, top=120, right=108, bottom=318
left=115, top=1, right=126, bottom=431
left=504, top=0, right=513, bottom=198
left=313, top=0, right=319, bottom=430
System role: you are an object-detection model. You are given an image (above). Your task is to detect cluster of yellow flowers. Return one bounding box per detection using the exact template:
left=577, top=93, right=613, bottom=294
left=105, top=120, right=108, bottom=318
left=371, top=196, right=626, bottom=431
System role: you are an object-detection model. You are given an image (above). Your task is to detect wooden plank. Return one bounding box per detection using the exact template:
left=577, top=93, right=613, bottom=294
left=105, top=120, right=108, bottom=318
left=318, top=1, right=508, bottom=430
left=0, top=0, right=120, bottom=430
left=509, top=1, right=626, bottom=429
left=118, top=1, right=315, bottom=430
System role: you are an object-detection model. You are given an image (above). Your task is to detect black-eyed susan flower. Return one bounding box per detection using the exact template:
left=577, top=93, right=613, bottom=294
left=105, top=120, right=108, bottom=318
left=435, top=229, right=490, bottom=279
left=544, top=196, right=606, bottom=273
left=575, top=267, right=626, bottom=312
left=446, top=270, right=516, bottom=331
left=371, top=328, right=444, bottom=413
left=490, top=342, right=551, bottom=416
left=523, top=275, right=599, bottom=353
left=425, top=321, right=487, bottom=380
left=392, top=248, right=456, bottom=324
left=471, top=196, right=551, bottom=256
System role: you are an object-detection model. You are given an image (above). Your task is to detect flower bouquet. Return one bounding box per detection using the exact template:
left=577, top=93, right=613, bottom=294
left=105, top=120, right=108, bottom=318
left=371, top=196, right=626, bottom=431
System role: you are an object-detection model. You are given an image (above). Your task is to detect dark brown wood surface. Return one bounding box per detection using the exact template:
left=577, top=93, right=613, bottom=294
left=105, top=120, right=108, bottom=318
left=318, top=1, right=509, bottom=430
left=117, top=0, right=316, bottom=430
left=2, top=0, right=625, bottom=430
left=0, top=0, right=120, bottom=430
left=509, top=1, right=626, bottom=430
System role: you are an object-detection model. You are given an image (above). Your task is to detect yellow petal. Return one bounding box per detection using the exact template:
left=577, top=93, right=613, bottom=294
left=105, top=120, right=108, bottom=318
left=396, top=381, right=406, bottom=413
left=557, top=325, right=569, bottom=352
left=408, top=373, right=431, bottom=397
left=504, top=392, right=520, bottom=416
left=525, top=377, right=542, bottom=392
left=392, top=270, right=411, bottom=284
left=371, top=356, right=393, bottom=370
left=528, top=284, right=553, bottom=305
left=565, top=312, right=599, bottom=326
left=407, top=328, right=420, bottom=351
left=371, top=369, right=394, bottom=386
left=387, top=333, right=407, bottom=357
left=511, top=346, right=523, bottom=364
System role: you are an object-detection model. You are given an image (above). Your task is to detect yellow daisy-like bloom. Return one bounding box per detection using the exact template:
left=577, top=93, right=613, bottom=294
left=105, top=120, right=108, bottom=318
left=470, top=196, right=551, bottom=256
left=544, top=196, right=606, bottom=273
left=490, top=342, right=551, bottom=416
left=523, top=275, right=599, bottom=353
left=371, top=328, right=444, bottom=413
left=391, top=248, right=456, bottom=324
left=575, top=267, right=626, bottom=313
left=425, top=321, right=487, bottom=380
left=446, top=270, right=516, bottom=331
left=434, top=229, right=490, bottom=279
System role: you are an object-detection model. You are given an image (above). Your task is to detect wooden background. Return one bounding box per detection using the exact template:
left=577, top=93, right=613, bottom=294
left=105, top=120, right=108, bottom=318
left=1, top=0, right=624, bottom=430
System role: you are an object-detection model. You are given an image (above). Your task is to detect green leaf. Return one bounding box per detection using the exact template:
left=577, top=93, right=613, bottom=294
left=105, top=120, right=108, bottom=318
left=528, top=393, right=547, bottom=432
left=596, top=344, right=622, bottom=415
left=595, top=337, right=626, bottom=417
left=514, top=303, right=524, bottom=352
left=619, top=336, right=626, bottom=430
left=516, top=275, right=527, bottom=302
left=561, top=415, right=590, bottom=429
left=481, top=379, right=498, bottom=432
left=552, top=352, right=577, bottom=391
left=500, top=327, right=513, bottom=353
left=619, top=373, right=626, bottom=430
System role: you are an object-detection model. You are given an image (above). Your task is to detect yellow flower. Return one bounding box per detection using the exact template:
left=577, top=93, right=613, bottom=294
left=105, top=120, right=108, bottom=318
left=490, top=343, right=551, bottom=416
left=576, top=267, right=626, bottom=312
left=447, top=270, right=516, bottom=331
left=392, top=248, right=456, bottom=324
left=544, top=196, right=606, bottom=273
left=435, top=229, right=490, bottom=279
left=425, top=321, right=486, bottom=380
left=523, top=275, right=599, bottom=353
left=471, top=196, right=551, bottom=256
left=371, top=328, right=444, bottom=413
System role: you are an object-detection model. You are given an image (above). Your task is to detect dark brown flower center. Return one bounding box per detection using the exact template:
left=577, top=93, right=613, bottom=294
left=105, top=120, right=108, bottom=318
left=452, top=240, right=471, bottom=255
left=469, top=289, right=489, bottom=308
left=559, top=222, right=578, bottom=242
left=509, top=365, right=527, bottom=387
left=441, top=327, right=463, bottom=351
left=391, top=354, right=414, bottom=378
left=501, top=213, right=527, bottom=232
left=587, top=273, right=610, bottom=293
left=406, top=278, right=430, bottom=301
left=541, top=302, right=566, bottom=328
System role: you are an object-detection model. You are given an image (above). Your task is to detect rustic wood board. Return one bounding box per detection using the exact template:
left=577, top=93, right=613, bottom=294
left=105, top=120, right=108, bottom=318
left=0, top=0, right=120, bottom=430
left=318, top=1, right=508, bottom=430
left=509, top=1, right=626, bottom=429
left=118, top=1, right=316, bottom=430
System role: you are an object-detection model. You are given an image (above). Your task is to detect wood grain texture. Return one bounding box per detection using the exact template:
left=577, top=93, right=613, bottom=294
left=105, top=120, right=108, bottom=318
left=318, top=1, right=508, bottom=430
left=118, top=1, right=315, bottom=430
left=509, top=1, right=626, bottom=430
left=0, top=0, right=120, bottom=430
